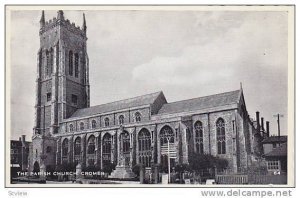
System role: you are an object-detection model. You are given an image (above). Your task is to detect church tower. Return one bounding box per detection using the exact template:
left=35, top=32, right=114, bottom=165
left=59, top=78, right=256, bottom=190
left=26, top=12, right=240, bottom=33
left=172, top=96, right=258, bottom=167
left=31, top=10, right=90, bottom=172
left=34, top=10, right=90, bottom=136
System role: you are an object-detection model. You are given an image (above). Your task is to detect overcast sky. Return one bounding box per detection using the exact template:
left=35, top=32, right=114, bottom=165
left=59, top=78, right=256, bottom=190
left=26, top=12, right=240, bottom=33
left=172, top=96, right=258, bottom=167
left=9, top=9, right=289, bottom=141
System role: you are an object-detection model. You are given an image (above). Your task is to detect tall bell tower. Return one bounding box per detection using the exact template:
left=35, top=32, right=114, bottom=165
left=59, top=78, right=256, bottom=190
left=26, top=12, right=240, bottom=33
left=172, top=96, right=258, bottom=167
left=31, top=10, right=90, bottom=172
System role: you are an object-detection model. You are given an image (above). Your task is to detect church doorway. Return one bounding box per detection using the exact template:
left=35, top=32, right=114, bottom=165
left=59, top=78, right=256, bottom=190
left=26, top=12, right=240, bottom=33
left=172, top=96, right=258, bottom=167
left=33, top=161, right=40, bottom=177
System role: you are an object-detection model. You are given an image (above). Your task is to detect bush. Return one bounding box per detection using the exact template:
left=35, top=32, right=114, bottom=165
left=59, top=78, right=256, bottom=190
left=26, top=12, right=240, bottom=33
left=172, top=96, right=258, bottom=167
left=189, top=153, right=228, bottom=173
left=102, top=162, right=116, bottom=174
left=132, top=164, right=144, bottom=177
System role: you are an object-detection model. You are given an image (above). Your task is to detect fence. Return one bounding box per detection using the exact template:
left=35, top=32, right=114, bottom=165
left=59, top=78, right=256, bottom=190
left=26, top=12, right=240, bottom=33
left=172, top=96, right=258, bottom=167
left=216, top=174, right=287, bottom=184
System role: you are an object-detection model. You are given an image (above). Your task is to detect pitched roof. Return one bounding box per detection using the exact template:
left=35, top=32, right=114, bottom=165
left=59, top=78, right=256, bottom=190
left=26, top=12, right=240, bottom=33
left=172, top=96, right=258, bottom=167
left=264, top=143, right=287, bottom=157
left=70, top=91, right=163, bottom=118
left=262, top=136, right=287, bottom=144
left=157, top=90, right=241, bottom=115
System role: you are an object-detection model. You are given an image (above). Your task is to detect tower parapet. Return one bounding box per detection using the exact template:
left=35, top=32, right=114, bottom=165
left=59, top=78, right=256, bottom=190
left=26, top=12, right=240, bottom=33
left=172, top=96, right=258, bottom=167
left=39, top=10, right=87, bottom=39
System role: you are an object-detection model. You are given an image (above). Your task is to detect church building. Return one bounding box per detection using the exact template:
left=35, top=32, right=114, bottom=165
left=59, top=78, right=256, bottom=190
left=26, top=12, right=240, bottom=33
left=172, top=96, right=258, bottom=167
left=29, top=11, right=263, bottom=177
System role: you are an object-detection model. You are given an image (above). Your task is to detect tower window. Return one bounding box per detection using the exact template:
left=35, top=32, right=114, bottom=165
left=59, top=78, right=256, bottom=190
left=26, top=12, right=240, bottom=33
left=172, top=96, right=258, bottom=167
left=46, top=92, right=51, bottom=102
left=46, top=146, right=52, bottom=153
left=75, top=53, right=79, bottom=78
left=69, top=51, right=73, bottom=76
left=71, top=94, right=78, bottom=105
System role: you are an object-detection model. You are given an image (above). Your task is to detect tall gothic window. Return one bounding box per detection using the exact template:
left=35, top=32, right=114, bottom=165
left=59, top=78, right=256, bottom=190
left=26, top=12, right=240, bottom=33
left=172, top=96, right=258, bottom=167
left=135, top=112, right=141, bottom=122
left=74, top=137, right=81, bottom=155
left=87, top=135, right=95, bottom=154
left=216, top=118, right=226, bottom=154
left=138, top=128, right=152, bottom=167
left=104, top=117, right=109, bottom=127
left=91, top=120, right=97, bottom=129
left=62, top=138, right=69, bottom=157
left=119, top=115, right=124, bottom=125
left=74, top=53, right=79, bottom=78
left=160, top=126, right=175, bottom=172
left=103, top=133, right=112, bottom=165
left=50, top=48, right=53, bottom=74
left=69, top=51, right=73, bottom=76
left=120, top=131, right=130, bottom=166
left=194, top=121, right=204, bottom=154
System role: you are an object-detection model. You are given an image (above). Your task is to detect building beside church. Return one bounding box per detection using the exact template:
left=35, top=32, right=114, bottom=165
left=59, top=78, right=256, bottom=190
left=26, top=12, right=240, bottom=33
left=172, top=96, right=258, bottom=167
left=29, top=10, right=265, bottom=177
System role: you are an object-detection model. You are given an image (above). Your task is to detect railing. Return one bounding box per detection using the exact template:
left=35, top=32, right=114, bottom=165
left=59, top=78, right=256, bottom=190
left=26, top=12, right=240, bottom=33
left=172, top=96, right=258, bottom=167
left=216, top=174, right=287, bottom=184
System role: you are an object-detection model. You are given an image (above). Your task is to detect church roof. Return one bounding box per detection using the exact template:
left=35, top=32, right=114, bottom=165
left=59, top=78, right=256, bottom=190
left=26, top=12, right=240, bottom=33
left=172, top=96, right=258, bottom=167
left=262, top=135, right=287, bottom=144
left=264, top=143, right=287, bottom=158
left=157, top=89, right=241, bottom=115
left=70, top=91, right=164, bottom=118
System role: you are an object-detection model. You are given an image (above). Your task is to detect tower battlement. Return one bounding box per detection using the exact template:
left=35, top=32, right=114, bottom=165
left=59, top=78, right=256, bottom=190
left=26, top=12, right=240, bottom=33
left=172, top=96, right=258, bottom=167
left=39, top=10, right=86, bottom=38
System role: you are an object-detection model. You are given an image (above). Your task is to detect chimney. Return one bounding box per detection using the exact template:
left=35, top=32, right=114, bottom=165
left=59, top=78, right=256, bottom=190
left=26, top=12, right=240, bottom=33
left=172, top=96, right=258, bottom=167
left=266, top=121, right=270, bottom=137
left=21, top=135, right=26, bottom=147
left=261, top=117, right=264, bottom=132
left=256, top=111, right=260, bottom=131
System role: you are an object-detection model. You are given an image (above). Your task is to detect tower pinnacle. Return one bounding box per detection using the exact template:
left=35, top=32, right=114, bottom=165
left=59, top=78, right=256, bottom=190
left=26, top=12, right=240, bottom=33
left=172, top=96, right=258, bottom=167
left=39, top=10, right=45, bottom=28
left=82, top=13, right=87, bottom=33
left=57, top=10, right=64, bottom=20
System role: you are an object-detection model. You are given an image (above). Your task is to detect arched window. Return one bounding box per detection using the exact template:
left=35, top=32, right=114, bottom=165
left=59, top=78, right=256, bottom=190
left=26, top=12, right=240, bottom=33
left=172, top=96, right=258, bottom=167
left=216, top=118, right=226, bottom=154
left=160, top=126, right=175, bottom=172
left=104, top=117, right=109, bottom=127
left=119, top=115, right=124, bottom=125
left=160, top=125, right=175, bottom=144
left=45, top=50, right=50, bottom=76
left=69, top=51, right=73, bottom=76
left=49, top=48, right=53, bottom=75
left=69, top=124, right=74, bottom=132
left=62, top=138, right=69, bottom=156
left=120, top=131, right=130, bottom=166
left=46, top=146, right=52, bottom=153
left=91, top=120, right=97, bottom=129
left=135, top=112, right=141, bottom=122
left=103, top=133, right=112, bottom=165
left=194, top=121, right=204, bottom=154
left=138, top=129, right=152, bottom=167
left=74, top=137, right=81, bottom=156
left=74, top=53, right=79, bottom=78
left=87, top=135, right=95, bottom=154
left=80, top=122, right=84, bottom=130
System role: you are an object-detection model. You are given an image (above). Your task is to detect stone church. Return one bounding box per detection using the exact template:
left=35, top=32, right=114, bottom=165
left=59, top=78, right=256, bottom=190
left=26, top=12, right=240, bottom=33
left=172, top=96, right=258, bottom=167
left=29, top=10, right=264, bottom=177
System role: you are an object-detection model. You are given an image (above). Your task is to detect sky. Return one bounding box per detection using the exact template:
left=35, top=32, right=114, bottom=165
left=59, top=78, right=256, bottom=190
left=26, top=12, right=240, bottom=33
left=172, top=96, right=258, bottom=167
left=9, top=9, right=289, bottom=141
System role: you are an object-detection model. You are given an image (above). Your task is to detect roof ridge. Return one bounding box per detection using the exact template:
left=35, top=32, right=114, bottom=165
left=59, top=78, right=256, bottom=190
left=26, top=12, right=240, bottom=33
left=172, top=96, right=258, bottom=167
left=80, top=91, right=163, bottom=110
left=162, top=89, right=240, bottom=106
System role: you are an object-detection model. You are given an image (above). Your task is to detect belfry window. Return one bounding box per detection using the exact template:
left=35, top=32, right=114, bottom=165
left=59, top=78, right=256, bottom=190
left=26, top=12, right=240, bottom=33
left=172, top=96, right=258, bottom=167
left=194, top=121, right=204, bottom=154
left=75, top=53, right=79, bottom=78
left=135, top=112, right=141, bottom=122
left=216, top=118, right=226, bottom=154
left=46, top=92, right=51, bottom=102
left=69, top=51, right=73, bottom=76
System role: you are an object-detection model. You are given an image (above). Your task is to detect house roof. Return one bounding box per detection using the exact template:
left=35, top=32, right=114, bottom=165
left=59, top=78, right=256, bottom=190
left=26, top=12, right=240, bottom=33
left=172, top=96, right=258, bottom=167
left=264, top=143, right=287, bottom=157
left=157, top=89, right=241, bottom=115
left=70, top=91, right=163, bottom=118
left=262, top=136, right=287, bottom=144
